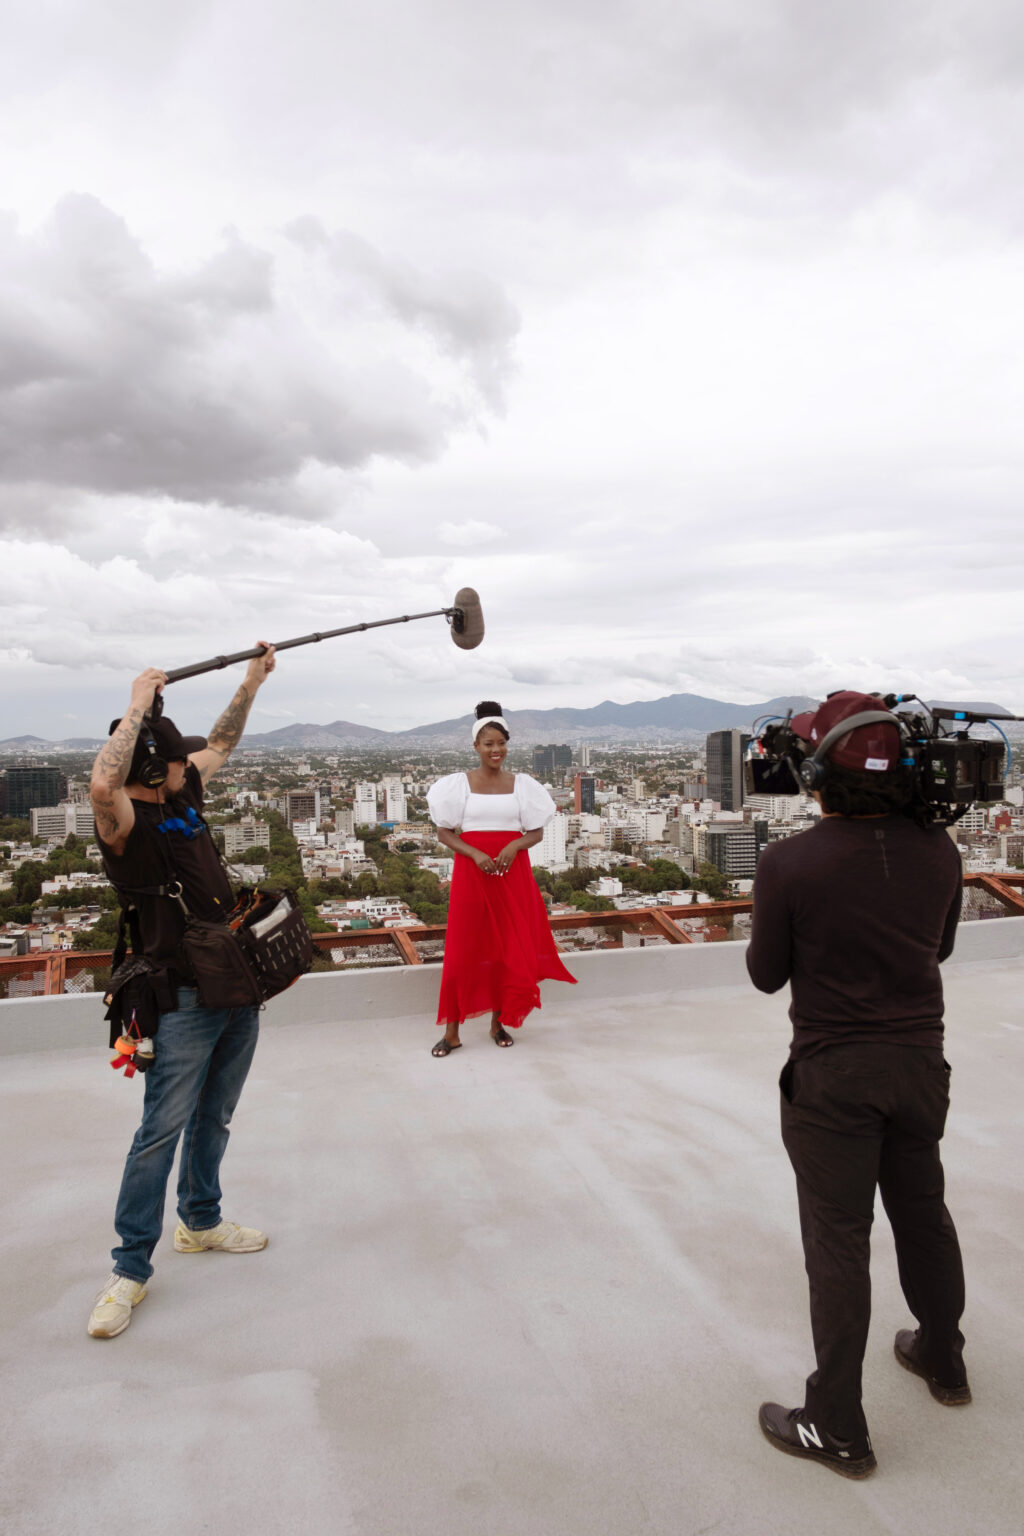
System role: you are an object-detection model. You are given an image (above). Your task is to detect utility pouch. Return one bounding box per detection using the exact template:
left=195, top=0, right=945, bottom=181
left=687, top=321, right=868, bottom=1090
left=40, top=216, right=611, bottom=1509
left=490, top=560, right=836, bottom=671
left=103, top=955, right=176, bottom=1050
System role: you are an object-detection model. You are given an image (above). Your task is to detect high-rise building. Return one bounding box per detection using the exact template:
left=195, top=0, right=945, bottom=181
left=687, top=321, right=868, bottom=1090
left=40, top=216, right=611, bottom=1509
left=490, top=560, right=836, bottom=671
left=384, top=785, right=407, bottom=823
left=284, top=789, right=321, bottom=829
left=705, top=730, right=751, bottom=812
left=579, top=744, right=591, bottom=768
left=1, top=768, right=67, bottom=820
left=529, top=813, right=568, bottom=869
left=573, top=775, right=595, bottom=814
left=354, top=782, right=378, bottom=825
left=695, top=820, right=760, bottom=879
left=532, top=745, right=573, bottom=780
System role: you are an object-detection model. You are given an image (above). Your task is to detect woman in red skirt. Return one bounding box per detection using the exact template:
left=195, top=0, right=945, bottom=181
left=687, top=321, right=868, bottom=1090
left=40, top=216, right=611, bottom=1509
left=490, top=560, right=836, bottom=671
left=426, top=700, right=577, bottom=1057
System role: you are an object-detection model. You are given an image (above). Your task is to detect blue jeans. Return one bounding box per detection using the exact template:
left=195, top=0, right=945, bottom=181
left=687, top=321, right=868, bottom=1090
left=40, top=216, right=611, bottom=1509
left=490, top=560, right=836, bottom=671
left=111, top=988, right=260, bottom=1283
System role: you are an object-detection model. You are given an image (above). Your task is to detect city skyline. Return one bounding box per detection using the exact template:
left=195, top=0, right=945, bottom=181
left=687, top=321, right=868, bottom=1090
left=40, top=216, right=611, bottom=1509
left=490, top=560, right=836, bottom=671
left=3, top=4, right=1024, bottom=737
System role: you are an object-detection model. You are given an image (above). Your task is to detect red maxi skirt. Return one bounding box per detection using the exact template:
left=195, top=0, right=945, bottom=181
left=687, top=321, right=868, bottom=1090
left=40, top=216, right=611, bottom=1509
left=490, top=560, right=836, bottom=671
left=436, top=831, right=577, bottom=1029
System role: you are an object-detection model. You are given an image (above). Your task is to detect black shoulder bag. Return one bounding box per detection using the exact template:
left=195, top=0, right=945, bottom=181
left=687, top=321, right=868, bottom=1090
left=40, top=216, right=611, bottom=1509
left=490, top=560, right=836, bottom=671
left=112, top=813, right=315, bottom=1011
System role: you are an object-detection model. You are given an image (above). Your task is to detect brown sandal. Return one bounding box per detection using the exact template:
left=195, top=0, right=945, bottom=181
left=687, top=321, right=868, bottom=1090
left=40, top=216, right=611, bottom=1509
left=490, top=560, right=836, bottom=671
left=432, top=1038, right=462, bottom=1057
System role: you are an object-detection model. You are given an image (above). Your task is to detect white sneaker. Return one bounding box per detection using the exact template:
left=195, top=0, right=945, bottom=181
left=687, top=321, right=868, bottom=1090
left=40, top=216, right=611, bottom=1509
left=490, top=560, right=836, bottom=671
left=173, top=1219, right=268, bottom=1254
left=87, top=1272, right=147, bottom=1338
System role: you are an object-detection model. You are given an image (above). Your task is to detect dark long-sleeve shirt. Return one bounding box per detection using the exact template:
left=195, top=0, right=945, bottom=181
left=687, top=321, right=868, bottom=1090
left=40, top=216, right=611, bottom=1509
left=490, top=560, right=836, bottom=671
left=746, top=814, right=962, bottom=1059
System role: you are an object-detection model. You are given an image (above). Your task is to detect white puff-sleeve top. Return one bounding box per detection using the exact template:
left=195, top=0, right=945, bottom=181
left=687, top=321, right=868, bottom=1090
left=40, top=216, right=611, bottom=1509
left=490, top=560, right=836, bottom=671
left=427, top=773, right=558, bottom=833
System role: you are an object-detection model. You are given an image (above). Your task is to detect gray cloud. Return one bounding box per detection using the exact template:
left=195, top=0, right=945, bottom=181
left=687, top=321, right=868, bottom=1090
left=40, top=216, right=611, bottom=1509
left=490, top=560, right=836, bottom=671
left=2, top=2, right=1024, bottom=735
left=0, top=196, right=519, bottom=521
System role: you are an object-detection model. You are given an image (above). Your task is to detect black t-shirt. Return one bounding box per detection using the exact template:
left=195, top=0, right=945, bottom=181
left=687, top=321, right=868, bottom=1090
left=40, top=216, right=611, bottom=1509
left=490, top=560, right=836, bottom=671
left=745, top=814, right=962, bottom=1059
left=97, top=764, right=234, bottom=964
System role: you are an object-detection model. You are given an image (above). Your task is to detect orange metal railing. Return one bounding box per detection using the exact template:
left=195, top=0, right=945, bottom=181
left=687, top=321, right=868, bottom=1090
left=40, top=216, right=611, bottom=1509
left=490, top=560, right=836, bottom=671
left=1, top=873, right=1021, bottom=997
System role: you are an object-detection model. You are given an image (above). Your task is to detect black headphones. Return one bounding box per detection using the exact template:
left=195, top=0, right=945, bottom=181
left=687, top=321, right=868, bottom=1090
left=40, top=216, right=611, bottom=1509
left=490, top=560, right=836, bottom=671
left=136, top=720, right=169, bottom=789
left=797, top=710, right=908, bottom=791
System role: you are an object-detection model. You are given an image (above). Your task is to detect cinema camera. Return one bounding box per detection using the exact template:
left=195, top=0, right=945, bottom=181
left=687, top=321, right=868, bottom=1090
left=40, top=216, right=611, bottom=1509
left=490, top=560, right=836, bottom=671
left=743, top=693, right=1018, bottom=827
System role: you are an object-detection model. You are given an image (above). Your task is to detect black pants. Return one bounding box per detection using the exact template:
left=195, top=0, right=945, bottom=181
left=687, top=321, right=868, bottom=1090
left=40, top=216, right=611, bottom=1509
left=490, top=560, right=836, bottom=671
left=780, top=1042, right=966, bottom=1441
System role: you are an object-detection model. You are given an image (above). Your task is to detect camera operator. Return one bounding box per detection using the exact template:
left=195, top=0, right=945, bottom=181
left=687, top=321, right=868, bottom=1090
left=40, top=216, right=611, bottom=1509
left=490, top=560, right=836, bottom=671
left=86, top=644, right=276, bottom=1339
left=746, top=691, right=968, bottom=1478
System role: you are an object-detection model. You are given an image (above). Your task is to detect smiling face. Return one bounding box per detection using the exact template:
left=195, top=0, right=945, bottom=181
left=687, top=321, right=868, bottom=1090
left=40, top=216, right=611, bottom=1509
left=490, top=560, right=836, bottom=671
left=474, top=725, right=509, bottom=770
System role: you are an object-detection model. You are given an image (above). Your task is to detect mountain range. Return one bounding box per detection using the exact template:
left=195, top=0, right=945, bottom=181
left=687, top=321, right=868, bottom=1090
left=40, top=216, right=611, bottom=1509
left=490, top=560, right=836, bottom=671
left=237, top=692, right=822, bottom=749
left=3, top=691, right=1018, bottom=754
left=2, top=692, right=820, bottom=752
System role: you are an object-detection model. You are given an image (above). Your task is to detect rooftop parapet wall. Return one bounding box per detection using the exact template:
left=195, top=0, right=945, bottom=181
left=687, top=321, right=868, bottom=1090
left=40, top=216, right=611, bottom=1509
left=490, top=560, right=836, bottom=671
left=3, top=912, right=1023, bottom=1057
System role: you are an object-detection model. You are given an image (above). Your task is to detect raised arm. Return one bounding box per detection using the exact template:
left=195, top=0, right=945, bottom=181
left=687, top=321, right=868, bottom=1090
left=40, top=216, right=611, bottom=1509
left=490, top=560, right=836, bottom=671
left=190, top=643, right=276, bottom=787
left=90, top=667, right=167, bottom=855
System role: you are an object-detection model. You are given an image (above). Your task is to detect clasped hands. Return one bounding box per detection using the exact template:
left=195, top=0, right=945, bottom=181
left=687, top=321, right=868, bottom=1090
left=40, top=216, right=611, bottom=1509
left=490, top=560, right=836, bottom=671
left=474, top=844, right=520, bottom=876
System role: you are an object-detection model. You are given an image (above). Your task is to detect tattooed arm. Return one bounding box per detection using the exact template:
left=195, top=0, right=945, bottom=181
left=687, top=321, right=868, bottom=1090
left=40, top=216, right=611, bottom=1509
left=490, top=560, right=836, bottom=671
left=190, top=642, right=277, bottom=787
left=89, top=668, right=167, bottom=856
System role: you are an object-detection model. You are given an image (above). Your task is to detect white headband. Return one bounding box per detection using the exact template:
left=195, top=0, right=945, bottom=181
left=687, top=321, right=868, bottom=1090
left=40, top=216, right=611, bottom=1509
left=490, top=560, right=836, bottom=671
left=472, top=715, right=509, bottom=742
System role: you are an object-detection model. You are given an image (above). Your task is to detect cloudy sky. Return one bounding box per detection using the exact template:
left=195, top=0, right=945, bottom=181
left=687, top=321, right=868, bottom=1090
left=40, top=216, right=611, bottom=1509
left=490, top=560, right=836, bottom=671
left=2, top=0, right=1023, bottom=739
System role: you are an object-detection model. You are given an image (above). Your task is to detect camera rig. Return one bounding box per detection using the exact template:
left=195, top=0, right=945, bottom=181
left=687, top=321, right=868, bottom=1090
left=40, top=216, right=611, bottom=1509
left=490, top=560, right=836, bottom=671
left=743, top=694, right=1018, bottom=826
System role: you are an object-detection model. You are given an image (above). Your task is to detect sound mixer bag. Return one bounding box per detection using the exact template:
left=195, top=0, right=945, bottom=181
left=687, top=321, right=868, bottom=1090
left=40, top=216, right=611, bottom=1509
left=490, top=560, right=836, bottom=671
left=178, top=888, right=315, bottom=1008
left=234, top=887, right=315, bottom=1003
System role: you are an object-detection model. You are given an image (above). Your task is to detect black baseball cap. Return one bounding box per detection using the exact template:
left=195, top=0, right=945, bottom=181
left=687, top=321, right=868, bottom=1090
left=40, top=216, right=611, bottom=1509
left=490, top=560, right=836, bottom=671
left=109, top=715, right=208, bottom=782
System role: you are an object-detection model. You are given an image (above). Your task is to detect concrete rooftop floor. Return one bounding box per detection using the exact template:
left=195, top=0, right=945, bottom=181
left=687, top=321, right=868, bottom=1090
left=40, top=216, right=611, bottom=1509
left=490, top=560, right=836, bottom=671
left=1, top=943, right=1023, bottom=1536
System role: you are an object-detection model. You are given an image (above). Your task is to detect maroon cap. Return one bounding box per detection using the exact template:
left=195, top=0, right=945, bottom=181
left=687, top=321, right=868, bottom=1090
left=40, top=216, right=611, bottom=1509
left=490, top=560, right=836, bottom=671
left=790, top=691, right=901, bottom=773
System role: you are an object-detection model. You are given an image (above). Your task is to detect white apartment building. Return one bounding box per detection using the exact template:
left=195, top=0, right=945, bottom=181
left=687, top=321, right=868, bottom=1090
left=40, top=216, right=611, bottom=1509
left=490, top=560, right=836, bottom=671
left=327, top=832, right=365, bottom=855
left=222, top=818, right=271, bottom=858
left=642, top=810, right=667, bottom=843
left=30, top=804, right=96, bottom=839
left=385, top=785, right=407, bottom=823
left=292, top=822, right=324, bottom=844
left=529, top=813, right=568, bottom=870
left=354, top=782, right=378, bottom=825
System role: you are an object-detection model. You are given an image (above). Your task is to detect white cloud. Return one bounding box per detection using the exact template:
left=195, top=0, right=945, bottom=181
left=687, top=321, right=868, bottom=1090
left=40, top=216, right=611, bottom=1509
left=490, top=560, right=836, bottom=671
left=436, top=520, right=508, bottom=549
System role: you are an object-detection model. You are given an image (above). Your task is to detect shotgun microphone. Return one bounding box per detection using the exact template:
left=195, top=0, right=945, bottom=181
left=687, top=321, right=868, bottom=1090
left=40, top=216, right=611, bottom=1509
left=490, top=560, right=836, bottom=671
left=449, top=587, right=485, bottom=650
left=148, top=588, right=488, bottom=717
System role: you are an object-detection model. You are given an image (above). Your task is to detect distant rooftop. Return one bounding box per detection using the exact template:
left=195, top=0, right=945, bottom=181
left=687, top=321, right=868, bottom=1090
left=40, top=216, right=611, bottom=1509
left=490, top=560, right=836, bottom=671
left=2, top=921, right=1022, bottom=1536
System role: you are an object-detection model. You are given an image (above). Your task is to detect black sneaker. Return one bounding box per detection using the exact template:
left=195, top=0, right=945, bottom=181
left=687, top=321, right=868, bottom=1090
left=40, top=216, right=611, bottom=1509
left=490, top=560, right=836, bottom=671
left=893, top=1330, right=972, bottom=1406
left=758, top=1402, right=877, bottom=1479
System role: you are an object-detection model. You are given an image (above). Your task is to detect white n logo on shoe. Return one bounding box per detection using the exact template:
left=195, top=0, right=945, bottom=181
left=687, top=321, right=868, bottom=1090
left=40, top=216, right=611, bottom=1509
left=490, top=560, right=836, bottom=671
left=797, top=1420, right=823, bottom=1450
